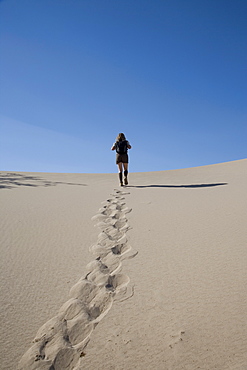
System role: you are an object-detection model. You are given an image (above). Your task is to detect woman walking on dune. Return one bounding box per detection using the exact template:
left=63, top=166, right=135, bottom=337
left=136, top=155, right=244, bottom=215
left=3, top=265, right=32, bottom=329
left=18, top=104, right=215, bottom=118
left=111, top=133, right=132, bottom=186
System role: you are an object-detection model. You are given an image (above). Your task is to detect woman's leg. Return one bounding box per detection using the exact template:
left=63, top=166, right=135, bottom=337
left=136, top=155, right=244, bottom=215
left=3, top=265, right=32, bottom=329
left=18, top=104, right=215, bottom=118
left=118, top=163, right=123, bottom=185
left=123, top=163, right=128, bottom=185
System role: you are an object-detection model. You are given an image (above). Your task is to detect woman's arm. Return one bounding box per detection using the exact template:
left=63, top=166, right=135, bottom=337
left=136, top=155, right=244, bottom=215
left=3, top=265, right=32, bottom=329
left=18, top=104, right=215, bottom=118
left=111, top=144, right=116, bottom=150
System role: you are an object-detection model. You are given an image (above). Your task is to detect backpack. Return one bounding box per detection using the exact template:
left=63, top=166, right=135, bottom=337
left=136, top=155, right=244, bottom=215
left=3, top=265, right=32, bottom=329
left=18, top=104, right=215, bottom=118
left=116, top=140, right=127, bottom=154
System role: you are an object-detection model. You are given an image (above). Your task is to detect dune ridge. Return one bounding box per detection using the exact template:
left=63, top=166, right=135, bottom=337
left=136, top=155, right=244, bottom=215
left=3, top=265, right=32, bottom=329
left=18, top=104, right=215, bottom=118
left=18, top=189, right=137, bottom=369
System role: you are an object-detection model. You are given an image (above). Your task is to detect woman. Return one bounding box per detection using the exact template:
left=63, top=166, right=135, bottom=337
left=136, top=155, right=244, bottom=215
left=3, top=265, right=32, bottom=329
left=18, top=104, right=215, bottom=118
left=111, top=133, right=132, bottom=186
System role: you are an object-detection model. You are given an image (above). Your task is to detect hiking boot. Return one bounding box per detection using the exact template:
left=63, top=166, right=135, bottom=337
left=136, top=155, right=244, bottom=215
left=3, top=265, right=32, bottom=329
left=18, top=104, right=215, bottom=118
left=119, top=172, right=123, bottom=186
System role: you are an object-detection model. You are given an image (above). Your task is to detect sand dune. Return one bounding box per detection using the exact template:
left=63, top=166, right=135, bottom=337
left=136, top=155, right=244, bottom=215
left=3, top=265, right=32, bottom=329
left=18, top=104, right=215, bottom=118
left=0, top=159, right=246, bottom=369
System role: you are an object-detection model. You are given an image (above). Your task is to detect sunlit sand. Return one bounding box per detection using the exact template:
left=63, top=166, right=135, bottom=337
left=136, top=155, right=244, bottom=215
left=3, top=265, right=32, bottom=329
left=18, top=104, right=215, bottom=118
left=0, top=159, right=246, bottom=369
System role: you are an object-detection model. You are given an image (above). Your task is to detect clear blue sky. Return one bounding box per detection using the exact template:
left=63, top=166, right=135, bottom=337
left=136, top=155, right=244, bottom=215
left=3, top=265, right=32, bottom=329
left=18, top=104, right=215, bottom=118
left=0, top=0, right=246, bottom=173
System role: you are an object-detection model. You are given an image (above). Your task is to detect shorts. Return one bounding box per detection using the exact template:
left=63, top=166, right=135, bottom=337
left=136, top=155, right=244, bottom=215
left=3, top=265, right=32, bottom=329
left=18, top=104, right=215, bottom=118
left=116, top=153, right=128, bottom=164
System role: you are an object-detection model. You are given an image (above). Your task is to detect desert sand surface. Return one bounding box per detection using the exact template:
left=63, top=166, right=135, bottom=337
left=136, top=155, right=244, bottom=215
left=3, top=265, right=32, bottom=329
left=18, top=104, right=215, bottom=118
left=0, top=159, right=247, bottom=370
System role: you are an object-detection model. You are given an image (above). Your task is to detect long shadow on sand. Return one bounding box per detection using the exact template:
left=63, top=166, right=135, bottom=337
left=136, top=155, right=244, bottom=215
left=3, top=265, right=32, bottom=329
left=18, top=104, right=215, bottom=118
left=129, top=183, right=228, bottom=189
left=0, top=173, right=87, bottom=189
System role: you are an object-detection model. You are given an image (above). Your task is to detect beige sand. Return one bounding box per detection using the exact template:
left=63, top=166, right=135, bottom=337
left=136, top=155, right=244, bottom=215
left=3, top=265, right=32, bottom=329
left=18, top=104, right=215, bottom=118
left=0, top=159, right=246, bottom=369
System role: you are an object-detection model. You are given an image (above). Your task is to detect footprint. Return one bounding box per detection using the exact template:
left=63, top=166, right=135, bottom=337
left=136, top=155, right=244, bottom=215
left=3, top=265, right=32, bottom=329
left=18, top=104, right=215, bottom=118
left=169, top=330, right=185, bottom=348
left=19, top=189, right=137, bottom=370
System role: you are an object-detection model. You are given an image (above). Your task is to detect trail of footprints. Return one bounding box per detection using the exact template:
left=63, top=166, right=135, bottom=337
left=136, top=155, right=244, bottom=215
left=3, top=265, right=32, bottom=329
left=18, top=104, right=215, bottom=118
left=19, top=189, right=136, bottom=370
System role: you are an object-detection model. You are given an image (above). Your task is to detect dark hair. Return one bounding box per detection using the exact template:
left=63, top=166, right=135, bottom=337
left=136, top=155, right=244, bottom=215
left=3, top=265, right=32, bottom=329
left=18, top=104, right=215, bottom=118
left=116, top=133, right=126, bottom=141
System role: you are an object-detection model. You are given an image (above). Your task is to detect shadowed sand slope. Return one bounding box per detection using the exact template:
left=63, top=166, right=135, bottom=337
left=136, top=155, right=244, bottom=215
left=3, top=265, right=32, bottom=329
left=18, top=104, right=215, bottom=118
left=0, top=159, right=246, bottom=369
